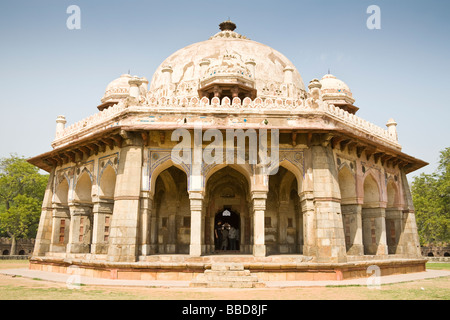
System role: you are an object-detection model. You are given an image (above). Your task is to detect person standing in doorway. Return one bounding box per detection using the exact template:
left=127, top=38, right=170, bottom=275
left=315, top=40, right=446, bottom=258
left=228, top=225, right=237, bottom=251
left=221, top=224, right=229, bottom=251
left=214, top=221, right=222, bottom=252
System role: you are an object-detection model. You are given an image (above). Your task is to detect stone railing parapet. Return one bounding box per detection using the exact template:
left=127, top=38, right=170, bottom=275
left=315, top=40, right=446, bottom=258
left=53, top=96, right=400, bottom=149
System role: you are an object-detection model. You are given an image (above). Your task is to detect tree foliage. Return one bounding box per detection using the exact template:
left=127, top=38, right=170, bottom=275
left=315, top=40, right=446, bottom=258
left=0, top=154, right=48, bottom=243
left=412, top=147, right=450, bottom=245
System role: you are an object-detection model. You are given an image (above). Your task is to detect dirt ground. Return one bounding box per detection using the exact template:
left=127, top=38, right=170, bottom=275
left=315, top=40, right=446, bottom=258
left=0, top=260, right=449, bottom=300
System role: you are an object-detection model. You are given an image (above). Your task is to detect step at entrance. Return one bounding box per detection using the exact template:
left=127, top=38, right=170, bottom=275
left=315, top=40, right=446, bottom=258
left=190, top=263, right=265, bottom=288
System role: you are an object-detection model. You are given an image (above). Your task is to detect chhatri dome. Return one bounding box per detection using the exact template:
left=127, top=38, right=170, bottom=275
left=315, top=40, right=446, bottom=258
left=319, top=73, right=358, bottom=114
left=98, top=74, right=148, bottom=111
left=149, top=20, right=306, bottom=101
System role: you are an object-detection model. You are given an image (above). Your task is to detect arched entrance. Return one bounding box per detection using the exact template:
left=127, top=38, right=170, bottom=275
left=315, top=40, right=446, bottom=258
left=204, top=166, right=252, bottom=254
left=214, top=208, right=241, bottom=252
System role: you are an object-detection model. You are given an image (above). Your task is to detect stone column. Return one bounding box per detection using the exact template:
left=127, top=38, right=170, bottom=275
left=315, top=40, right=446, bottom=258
left=139, top=191, right=153, bottom=256
left=278, top=200, right=289, bottom=253
left=167, top=202, right=178, bottom=253
left=129, top=77, right=143, bottom=99
left=49, top=204, right=70, bottom=253
left=362, top=207, right=388, bottom=255
left=189, top=191, right=204, bottom=257
left=33, top=169, right=55, bottom=256
left=341, top=204, right=364, bottom=256
left=385, top=208, right=402, bottom=254
left=107, top=134, right=143, bottom=262
left=397, top=171, right=422, bottom=258
left=91, top=200, right=114, bottom=254
left=55, top=116, right=66, bottom=138
left=252, top=191, right=267, bottom=257
left=67, top=203, right=93, bottom=254
left=309, top=144, right=347, bottom=263
left=300, top=194, right=316, bottom=257
left=149, top=200, right=158, bottom=254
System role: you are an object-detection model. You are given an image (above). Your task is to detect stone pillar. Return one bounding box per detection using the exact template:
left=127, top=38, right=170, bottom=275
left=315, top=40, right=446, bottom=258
left=362, top=207, right=388, bottom=255
left=385, top=208, right=402, bottom=254
left=397, top=171, right=422, bottom=258
left=189, top=191, right=204, bottom=257
left=245, top=59, right=256, bottom=79
left=278, top=200, right=289, bottom=253
left=161, top=65, right=173, bottom=85
left=139, top=191, right=153, bottom=256
left=129, top=77, right=143, bottom=99
left=107, top=135, right=143, bottom=262
left=91, top=200, right=114, bottom=254
left=309, top=144, right=347, bottom=263
left=33, top=169, right=55, bottom=256
left=199, top=59, right=210, bottom=76
left=167, top=202, right=178, bottom=253
left=49, top=204, right=70, bottom=253
left=283, top=66, right=294, bottom=84
left=67, top=203, right=93, bottom=254
left=231, top=86, right=240, bottom=98
left=252, top=191, right=267, bottom=257
left=149, top=199, right=158, bottom=254
left=55, top=116, right=66, bottom=137
left=341, top=204, right=364, bottom=255
left=386, top=118, right=398, bottom=141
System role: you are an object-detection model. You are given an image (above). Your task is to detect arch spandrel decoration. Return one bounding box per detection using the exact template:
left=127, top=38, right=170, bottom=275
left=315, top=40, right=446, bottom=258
left=71, top=161, right=95, bottom=202
left=203, top=163, right=253, bottom=191
left=53, top=167, right=74, bottom=199
left=97, top=153, right=119, bottom=183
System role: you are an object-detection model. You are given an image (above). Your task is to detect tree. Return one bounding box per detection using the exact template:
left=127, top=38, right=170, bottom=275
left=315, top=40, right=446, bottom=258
left=412, top=147, right=450, bottom=246
left=0, top=154, right=48, bottom=255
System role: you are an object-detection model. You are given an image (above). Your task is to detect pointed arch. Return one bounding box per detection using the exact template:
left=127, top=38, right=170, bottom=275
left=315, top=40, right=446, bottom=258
left=269, top=159, right=304, bottom=195
left=267, top=164, right=304, bottom=255
left=74, top=170, right=93, bottom=203
left=205, top=163, right=252, bottom=192
left=151, top=164, right=190, bottom=254
left=386, top=178, right=400, bottom=208
left=338, top=164, right=356, bottom=204
left=99, top=164, right=117, bottom=199
left=54, top=176, right=70, bottom=205
left=149, top=158, right=188, bottom=196
left=363, top=172, right=381, bottom=207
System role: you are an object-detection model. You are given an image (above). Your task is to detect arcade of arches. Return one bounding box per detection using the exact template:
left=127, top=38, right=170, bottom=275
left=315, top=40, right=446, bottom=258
left=37, top=141, right=422, bottom=264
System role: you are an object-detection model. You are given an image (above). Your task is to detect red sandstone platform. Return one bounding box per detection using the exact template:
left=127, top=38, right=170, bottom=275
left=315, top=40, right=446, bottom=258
left=29, top=255, right=427, bottom=282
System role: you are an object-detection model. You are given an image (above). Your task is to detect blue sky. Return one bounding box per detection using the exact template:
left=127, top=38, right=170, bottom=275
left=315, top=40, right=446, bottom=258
left=0, top=0, right=449, bottom=178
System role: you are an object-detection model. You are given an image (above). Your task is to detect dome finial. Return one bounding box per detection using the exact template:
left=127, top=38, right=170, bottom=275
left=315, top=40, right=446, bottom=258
left=219, top=19, right=236, bottom=31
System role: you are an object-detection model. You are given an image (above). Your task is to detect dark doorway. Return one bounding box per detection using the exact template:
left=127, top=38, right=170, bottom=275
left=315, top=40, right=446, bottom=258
left=214, top=208, right=240, bottom=253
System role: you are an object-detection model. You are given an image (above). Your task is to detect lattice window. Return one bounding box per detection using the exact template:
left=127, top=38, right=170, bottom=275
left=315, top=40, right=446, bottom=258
left=389, top=220, right=396, bottom=244
left=370, top=218, right=376, bottom=245
left=344, top=215, right=351, bottom=246
left=104, top=216, right=110, bottom=242
left=59, top=219, right=65, bottom=244
left=79, top=217, right=84, bottom=242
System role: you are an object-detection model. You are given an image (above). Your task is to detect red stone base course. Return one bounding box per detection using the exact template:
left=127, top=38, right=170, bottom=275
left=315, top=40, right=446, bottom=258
left=29, top=255, right=427, bottom=282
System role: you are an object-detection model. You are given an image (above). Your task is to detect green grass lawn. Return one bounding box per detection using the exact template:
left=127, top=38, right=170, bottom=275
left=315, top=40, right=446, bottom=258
left=426, top=262, right=450, bottom=270
left=0, top=259, right=448, bottom=300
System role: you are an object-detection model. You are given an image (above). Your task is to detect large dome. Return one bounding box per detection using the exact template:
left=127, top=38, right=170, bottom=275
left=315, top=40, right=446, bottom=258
left=149, top=21, right=305, bottom=100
